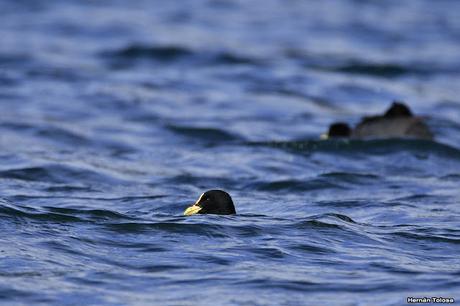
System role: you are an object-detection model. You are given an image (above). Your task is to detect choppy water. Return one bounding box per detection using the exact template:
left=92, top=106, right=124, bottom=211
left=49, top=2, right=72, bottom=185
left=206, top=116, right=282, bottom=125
left=1, top=1, right=460, bottom=305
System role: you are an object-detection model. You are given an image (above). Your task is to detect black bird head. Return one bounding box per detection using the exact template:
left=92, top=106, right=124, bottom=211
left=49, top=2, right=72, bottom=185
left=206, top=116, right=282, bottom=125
left=184, top=190, right=236, bottom=216
left=326, top=122, right=352, bottom=138
left=384, top=101, right=413, bottom=118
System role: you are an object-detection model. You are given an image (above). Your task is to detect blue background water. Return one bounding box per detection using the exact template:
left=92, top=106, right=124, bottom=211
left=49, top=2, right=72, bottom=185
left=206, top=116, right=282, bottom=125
left=1, top=1, right=460, bottom=305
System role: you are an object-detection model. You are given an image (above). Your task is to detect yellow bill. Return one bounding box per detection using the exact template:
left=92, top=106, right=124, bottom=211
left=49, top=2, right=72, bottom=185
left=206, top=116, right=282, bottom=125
left=183, top=204, right=202, bottom=216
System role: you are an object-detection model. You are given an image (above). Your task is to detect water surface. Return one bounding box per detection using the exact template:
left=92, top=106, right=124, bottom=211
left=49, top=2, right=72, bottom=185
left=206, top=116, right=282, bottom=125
left=1, top=1, right=460, bottom=305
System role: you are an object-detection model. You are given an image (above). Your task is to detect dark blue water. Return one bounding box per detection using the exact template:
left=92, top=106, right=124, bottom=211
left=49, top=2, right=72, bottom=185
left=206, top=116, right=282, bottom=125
left=1, top=1, right=460, bottom=305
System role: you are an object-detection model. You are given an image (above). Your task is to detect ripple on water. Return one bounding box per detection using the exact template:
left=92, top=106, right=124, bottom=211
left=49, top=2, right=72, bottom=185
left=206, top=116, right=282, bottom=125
left=102, top=44, right=262, bottom=68
left=0, top=165, right=125, bottom=185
